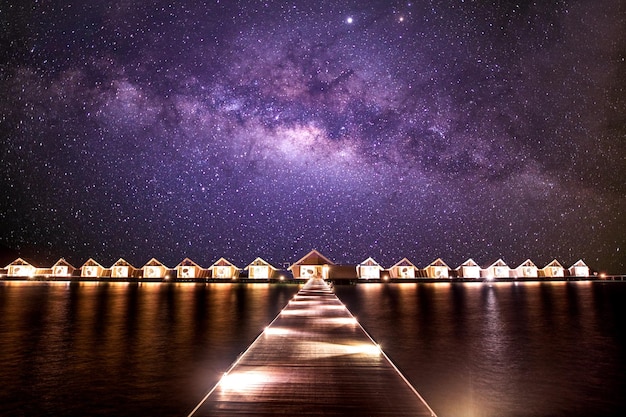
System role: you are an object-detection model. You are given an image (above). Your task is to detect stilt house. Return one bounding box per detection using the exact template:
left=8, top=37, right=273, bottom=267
left=568, top=259, right=590, bottom=277
left=482, top=259, right=510, bottom=279
left=514, top=259, right=538, bottom=278
left=389, top=258, right=418, bottom=278
left=142, top=258, right=170, bottom=279
left=244, top=257, right=279, bottom=279
left=288, top=249, right=334, bottom=279
left=540, top=259, right=564, bottom=278
left=176, top=258, right=206, bottom=279
left=356, top=257, right=384, bottom=279
left=111, top=258, right=140, bottom=278
left=209, top=258, right=241, bottom=279
left=81, top=258, right=108, bottom=278
left=424, top=258, right=450, bottom=278
left=6, top=258, right=37, bottom=277
left=456, top=259, right=481, bottom=279
left=52, top=258, right=76, bottom=277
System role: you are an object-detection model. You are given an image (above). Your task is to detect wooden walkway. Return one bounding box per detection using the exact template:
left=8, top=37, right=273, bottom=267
left=188, top=278, right=437, bottom=416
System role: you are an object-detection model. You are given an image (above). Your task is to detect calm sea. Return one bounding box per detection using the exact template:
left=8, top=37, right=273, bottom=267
left=1, top=281, right=625, bottom=417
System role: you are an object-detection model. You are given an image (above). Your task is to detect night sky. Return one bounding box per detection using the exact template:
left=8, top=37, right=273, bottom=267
left=1, top=1, right=624, bottom=273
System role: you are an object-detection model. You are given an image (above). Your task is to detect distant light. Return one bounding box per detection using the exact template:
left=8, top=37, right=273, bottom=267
left=346, top=16, right=354, bottom=24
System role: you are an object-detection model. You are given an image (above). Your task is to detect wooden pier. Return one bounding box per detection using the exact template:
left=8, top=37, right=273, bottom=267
left=188, top=278, right=436, bottom=416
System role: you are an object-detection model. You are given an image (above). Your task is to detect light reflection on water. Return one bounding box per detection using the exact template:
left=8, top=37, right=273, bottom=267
left=335, top=281, right=626, bottom=417
left=0, top=281, right=300, bottom=417
left=1, top=281, right=625, bottom=417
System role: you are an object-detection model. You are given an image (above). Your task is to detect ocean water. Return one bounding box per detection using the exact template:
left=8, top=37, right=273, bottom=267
left=335, top=281, right=626, bottom=417
left=1, top=280, right=625, bottom=416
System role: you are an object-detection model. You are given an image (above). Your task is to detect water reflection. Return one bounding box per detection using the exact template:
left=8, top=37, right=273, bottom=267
left=336, top=281, right=626, bottom=417
left=0, top=281, right=299, bottom=417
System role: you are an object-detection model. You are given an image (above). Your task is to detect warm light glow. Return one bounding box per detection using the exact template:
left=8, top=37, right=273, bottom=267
left=317, top=317, right=358, bottom=325
left=219, top=371, right=269, bottom=393
left=264, top=326, right=292, bottom=336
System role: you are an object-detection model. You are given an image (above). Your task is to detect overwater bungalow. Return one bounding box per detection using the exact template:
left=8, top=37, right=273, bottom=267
left=51, top=258, right=76, bottom=277
left=456, top=258, right=481, bottom=279
left=514, top=259, right=538, bottom=278
left=569, top=259, right=590, bottom=277
left=424, top=258, right=450, bottom=278
left=111, top=258, right=140, bottom=278
left=356, top=257, right=384, bottom=279
left=388, top=258, right=418, bottom=278
left=209, top=257, right=241, bottom=279
left=81, top=258, right=108, bottom=278
left=244, top=257, right=279, bottom=279
left=5, top=258, right=37, bottom=277
left=482, top=259, right=511, bottom=279
left=288, top=249, right=334, bottom=279
left=540, top=259, right=565, bottom=278
left=175, top=258, right=206, bottom=279
left=142, top=258, right=171, bottom=279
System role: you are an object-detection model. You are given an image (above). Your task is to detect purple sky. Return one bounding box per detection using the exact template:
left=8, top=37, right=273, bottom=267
left=1, top=1, right=624, bottom=273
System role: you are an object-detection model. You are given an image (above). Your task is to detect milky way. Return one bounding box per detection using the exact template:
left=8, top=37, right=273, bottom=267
left=1, top=1, right=624, bottom=272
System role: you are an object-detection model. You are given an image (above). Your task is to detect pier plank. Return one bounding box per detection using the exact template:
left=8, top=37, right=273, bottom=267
left=188, top=279, right=436, bottom=416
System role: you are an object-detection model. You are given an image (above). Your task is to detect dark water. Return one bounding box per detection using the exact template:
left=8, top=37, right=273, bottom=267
left=0, top=281, right=299, bottom=417
left=336, top=282, right=626, bottom=417
left=1, top=281, right=626, bottom=417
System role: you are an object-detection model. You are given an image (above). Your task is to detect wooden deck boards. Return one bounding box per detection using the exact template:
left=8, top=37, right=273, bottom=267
left=188, top=279, right=436, bottom=416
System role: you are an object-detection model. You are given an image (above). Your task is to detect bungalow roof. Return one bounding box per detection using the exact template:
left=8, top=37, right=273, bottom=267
left=488, top=258, right=509, bottom=268
left=244, top=257, right=278, bottom=271
left=428, top=258, right=449, bottom=268
left=544, top=259, right=564, bottom=269
left=456, top=258, right=480, bottom=269
left=209, top=257, right=241, bottom=270
left=176, top=258, right=202, bottom=268
left=288, top=249, right=334, bottom=270
left=143, top=257, right=168, bottom=268
left=359, top=257, right=383, bottom=268
left=52, top=258, right=75, bottom=269
left=5, top=257, right=36, bottom=268
left=391, top=258, right=416, bottom=269
left=81, top=258, right=104, bottom=268
left=111, top=258, right=137, bottom=269
left=517, top=259, right=537, bottom=268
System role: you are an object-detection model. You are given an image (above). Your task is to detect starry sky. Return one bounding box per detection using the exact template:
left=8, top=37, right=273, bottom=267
left=1, top=1, right=625, bottom=273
